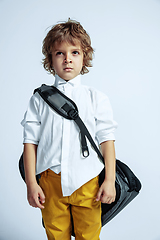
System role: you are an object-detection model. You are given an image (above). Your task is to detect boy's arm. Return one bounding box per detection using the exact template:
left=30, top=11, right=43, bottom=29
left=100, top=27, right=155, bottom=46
left=23, top=143, right=45, bottom=209
left=96, top=140, right=116, bottom=204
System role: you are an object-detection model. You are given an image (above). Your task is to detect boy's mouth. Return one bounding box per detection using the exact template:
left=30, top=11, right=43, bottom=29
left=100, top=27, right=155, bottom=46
left=64, top=67, right=73, bottom=72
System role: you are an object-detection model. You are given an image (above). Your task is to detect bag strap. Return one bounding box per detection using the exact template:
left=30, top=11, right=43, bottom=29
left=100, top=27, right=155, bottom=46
left=34, top=84, right=105, bottom=164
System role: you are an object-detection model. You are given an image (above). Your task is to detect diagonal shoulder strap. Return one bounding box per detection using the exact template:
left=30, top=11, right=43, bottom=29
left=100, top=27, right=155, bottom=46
left=34, top=84, right=105, bottom=164
left=34, top=84, right=78, bottom=120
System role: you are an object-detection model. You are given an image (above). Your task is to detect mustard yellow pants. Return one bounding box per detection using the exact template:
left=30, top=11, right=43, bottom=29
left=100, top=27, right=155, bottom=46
left=39, top=169, right=101, bottom=240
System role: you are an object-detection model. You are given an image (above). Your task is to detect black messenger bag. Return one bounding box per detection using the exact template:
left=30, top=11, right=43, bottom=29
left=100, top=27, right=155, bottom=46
left=19, top=84, right=142, bottom=232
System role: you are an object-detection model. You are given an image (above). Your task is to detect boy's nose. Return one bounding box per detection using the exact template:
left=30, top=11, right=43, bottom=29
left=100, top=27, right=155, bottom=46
left=64, top=54, right=72, bottom=64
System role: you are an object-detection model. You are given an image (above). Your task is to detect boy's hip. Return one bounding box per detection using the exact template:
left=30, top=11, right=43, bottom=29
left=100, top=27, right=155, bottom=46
left=39, top=168, right=99, bottom=205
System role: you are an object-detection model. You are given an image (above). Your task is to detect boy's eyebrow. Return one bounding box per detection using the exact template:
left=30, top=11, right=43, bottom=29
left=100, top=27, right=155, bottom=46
left=71, top=48, right=82, bottom=52
left=53, top=46, right=82, bottom=52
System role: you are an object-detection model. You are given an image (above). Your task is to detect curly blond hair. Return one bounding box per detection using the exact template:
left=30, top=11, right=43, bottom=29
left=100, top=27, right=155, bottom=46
left=42, top=19, right=94, bottom=75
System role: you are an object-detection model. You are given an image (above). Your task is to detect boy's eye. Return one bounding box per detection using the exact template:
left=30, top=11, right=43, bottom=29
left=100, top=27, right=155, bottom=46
left=56, top=52, right=63, bottom=56
left=72, top=51, right=79, bottom=55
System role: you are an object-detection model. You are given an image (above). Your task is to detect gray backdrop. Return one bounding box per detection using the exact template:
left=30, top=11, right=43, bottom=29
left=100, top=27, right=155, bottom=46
left=0, top=0, right=160, bottom=239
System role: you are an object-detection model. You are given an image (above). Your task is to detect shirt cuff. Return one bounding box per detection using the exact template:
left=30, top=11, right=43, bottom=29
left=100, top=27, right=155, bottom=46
left=96, top=132, right=116, bottom=145
left=23, top=138, right=39, bottom=145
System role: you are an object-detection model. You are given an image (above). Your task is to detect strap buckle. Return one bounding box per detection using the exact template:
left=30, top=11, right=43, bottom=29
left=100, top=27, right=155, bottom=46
left=68, top=109, right=79, bottom=120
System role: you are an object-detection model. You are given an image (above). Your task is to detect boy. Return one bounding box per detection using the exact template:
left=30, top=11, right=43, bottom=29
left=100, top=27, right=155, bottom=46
left=21, top=19, right=117, bottom=240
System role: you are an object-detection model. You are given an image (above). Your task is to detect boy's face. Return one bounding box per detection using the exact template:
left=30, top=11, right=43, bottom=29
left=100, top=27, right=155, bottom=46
left=52, top=40, right=84, bottom=81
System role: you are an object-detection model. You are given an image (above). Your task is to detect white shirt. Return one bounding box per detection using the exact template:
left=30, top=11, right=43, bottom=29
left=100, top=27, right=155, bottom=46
left=21, top=74, right=117, bottom=196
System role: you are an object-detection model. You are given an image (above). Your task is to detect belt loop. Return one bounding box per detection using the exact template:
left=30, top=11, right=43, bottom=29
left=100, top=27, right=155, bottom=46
left=45, top=169, right=49, bottom=177
left=41, top=169, right=48, bottom=178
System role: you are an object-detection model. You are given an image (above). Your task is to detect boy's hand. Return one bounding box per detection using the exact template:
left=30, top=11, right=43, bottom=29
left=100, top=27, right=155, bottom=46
left=96, top=179, right=116, bottom=204
left=27, top=183, right=45, bottom=209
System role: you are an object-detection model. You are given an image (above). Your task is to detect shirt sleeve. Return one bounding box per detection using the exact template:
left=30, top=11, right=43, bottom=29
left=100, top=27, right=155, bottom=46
left=21, top=92, right=41, bottom=145
left=94, top=90, right=118, bottom=144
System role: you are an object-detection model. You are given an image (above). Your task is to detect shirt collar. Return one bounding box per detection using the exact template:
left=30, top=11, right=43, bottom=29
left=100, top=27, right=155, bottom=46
left=54, top=74, right=81, bottom=89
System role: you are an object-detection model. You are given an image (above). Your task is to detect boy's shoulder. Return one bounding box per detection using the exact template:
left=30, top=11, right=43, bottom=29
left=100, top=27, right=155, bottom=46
left=27, top=89, right=45, bottom=111
left=81, top=84, right=109, bottom=102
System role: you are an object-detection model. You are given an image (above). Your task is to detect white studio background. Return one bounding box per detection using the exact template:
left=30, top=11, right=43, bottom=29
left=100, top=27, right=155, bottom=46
left=0, top=0, right=160, bottom=239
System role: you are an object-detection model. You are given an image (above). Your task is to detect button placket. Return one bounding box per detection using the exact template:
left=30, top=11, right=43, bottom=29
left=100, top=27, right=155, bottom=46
left=61, top=84, right=72, bottom=196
